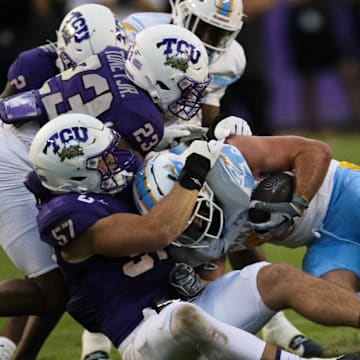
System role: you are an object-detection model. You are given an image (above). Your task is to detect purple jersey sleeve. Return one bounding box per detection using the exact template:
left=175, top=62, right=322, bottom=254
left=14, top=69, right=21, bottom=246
left=7, top=43, right=58, bottom=94
left=36, top=46, right=164, bottom=155
left=36, top=188, right=175, bottom=347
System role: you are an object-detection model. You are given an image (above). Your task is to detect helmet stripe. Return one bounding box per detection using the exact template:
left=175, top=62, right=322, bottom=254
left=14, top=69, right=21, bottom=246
left=134, top=165, right=158, bottom=212
left=216, top=0, right=234, bottom=18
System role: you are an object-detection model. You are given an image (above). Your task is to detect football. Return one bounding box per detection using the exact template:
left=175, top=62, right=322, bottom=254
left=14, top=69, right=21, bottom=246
left=248, top=172, right=295, bottom=223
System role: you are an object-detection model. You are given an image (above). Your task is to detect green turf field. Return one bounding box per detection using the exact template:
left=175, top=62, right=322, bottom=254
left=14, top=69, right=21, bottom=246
left=1, top=132, right=360, bottom=358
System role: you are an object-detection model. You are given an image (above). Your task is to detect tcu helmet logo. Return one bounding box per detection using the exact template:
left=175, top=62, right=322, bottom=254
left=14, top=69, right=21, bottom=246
left=43, top=127, right=89, bottom=161
left=157, top=38, right=202, bottom=72
left=61, top=11, right=90, bottom=45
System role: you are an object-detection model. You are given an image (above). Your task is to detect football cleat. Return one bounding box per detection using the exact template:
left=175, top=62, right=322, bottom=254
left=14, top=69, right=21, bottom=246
left=288, top=334, right=323, bottom=357
left=83, top=351, right=111, bottom=360
left=336, top=355, right=360, bottom=360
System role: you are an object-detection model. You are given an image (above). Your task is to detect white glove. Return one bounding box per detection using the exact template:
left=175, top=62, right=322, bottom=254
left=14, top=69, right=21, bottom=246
left=155, top=124, right=208, bottom=151
left=207, top=115, right=253, bottom=140
left=182, top=139, right=224, bottom=168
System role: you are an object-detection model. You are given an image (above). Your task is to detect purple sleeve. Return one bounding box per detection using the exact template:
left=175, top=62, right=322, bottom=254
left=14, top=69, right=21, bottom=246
left=37, top=191, right=137, bottom=247
left=8, top=44, right=58, bottom=93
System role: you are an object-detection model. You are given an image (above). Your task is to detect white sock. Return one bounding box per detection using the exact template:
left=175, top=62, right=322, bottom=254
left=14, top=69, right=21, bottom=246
left=81, top=330, right=112, bottom=359
left=0, top=336, right=16, bottom=360
left=262, top=311, right=302, bottom=349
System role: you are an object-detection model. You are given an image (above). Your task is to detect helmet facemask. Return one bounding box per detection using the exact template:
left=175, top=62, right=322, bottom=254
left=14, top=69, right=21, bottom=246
left=173, top=183, right=224, bottom=248
left=86, top=131, right=137, bottom=194
left=167, top=75, right=210, bottom=120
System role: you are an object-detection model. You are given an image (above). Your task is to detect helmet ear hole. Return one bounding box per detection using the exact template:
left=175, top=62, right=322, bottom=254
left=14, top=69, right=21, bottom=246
left=157, top=81, right=170, bottom=90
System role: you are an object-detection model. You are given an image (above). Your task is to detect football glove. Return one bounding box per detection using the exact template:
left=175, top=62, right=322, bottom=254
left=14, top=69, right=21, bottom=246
left=206, top=114, right=252, bottom=140
left=155, top=124, right=208, bottom=151
left=179, top=140, right=224, bottom=190
left=169, top=263, right=205, bottom=299
left=247, top=194, right=309, bottom=238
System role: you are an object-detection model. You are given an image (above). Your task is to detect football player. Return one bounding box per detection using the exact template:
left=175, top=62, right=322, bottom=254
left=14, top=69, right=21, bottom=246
left=123, top=0, right=246, bottom=127
left=123, top=4, right=324, bottom=353
left=0, top=22, right=209, bottom=360
left=26, top=112, right=360, bottom=360
left=135, top=128, right=360, bottom=354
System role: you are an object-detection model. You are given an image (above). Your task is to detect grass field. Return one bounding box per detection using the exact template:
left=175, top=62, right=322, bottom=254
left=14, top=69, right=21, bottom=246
left=1, top=132, right=360, bottom=359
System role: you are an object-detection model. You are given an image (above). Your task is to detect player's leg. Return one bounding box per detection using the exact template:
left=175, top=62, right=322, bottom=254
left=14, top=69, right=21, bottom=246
left=257, top=263, right=360, bottom=328
left=0, top=269, right=67, bottom=359
left=81, top=330, right=112, bottom=360
left=228, top=248, right=323, bottom=356
left=118, top=301, right=314, bottom=360
left=302, top=164, right=360, bottom=292
left=0, top=166, right=67, bottom=359
left=0, top=318, right=25, bottom=360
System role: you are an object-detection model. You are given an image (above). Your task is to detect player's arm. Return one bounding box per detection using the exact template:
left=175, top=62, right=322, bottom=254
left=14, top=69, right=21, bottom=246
left=226, top=134, right=332, bottom=201
left=201, top=104, right=220, bottom=127
left=83, top=183, right=199, bottom=257
left=62, top=140, right=224, bottom=261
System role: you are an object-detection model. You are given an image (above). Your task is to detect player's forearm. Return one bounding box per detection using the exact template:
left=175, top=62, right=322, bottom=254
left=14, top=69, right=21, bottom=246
left=147, top=183, right=199, bottom=245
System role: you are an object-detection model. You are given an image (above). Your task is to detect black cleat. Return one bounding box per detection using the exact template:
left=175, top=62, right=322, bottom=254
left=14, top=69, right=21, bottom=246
left=288, top=335, right=323, bottom=357
left=83, top=351, right=111, bottom=360
left=336, top=355, right=360, bottom=360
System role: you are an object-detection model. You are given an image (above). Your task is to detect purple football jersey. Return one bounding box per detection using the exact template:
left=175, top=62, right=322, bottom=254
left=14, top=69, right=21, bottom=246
left=7, top=43, right=58, bottom=94
left=35, top=45, right=164, bottom=155
left=35, top=185, right=174, bottom=347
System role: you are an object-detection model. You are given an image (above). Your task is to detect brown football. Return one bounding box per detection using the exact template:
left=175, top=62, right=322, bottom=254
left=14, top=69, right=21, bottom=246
left=248, top=172, right=295, bottom=223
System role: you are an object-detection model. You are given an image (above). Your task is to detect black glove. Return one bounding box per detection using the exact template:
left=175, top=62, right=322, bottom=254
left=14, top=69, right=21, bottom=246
left=178, top=140, right=223, bottom=190
left=247, top=194, right=309, bottom=238
left=169, top=263, right=205, bottom=299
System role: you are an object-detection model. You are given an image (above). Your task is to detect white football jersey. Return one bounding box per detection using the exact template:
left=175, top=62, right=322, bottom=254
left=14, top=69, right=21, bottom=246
left=168, top=144, right=255, bottom=267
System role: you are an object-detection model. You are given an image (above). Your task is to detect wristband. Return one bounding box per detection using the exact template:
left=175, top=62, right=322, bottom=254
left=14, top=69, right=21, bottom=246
left=291, top=193, right=309, bottom=215
left=178, top=153, right=210, bottom=190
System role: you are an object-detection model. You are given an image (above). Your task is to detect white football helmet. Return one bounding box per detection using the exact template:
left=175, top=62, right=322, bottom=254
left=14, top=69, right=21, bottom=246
left=125, top=24, right=210, bottom=121
left=133, top=150, right=223, bottom=248
left=170, top=0, right=244, bottom=59
left=29, top=113, right=137, bottom=194
left=56, top=3, right=128, bottom=72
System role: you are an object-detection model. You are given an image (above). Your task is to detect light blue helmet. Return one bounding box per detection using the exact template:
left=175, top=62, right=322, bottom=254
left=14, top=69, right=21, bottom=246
left=133, top=149, right=223, bottom=248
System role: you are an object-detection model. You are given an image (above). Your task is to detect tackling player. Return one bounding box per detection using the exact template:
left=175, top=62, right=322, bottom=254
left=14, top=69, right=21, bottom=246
left=0, top=20, right=209, bottom=360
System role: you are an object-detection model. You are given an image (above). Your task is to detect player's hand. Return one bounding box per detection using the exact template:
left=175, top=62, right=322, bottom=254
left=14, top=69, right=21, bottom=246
left=178, top=140, right=224, bottom=190
left=206, top=114, right=253, bottom=140
left=182, top=139, right=224, bottom=168
left=155, top=124, right=208, bottom=151
left=247, top=194, right=309, bottom=238
left=169, top=263, right=205, bottom=299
